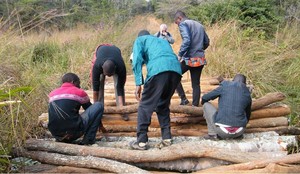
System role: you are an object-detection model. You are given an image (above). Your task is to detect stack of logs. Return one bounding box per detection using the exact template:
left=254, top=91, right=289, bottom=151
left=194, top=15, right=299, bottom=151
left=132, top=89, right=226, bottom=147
left=88, top=75, right=296, bottom=137
left=29, top=74, right=300, bottom=173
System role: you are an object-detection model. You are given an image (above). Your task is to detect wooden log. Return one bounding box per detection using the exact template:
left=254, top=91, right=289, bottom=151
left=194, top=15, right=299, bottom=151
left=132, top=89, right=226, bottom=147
left=24, top=164, right=105, bottom=173
left=250, top=104, right=291, bottom=119
left=24, top=139, right=286, bottom=164
left=18, top=149, right=149, bottom=173
left=246, top=126, right=300, bottom=135
left=196, top=151, right=300, bottom=173
left=95, top=132, right=296, bottom=152
left=251, top=92, right=286, bottom=111
left=247, top=117, right=288, bottom=128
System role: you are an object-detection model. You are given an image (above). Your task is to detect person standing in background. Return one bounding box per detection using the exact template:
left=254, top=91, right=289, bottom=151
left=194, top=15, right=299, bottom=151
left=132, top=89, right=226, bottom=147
left=174, top=10, right=210, bottom=106
left=153, top=23, right=175, bottom=44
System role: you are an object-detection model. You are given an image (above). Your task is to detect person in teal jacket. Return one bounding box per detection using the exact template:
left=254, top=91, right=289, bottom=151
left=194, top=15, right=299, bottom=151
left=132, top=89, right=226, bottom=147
left=130, top=30, right=182, bottom=150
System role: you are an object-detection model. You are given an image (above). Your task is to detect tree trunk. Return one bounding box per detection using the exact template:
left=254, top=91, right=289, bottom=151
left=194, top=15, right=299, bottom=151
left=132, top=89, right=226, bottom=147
left=18, top=149, right=149, bottom=174
left=197, top=152, right=300, bottom=173
left=251, top=92, right=286, bottom=111
left=24, top=139, right=287, bottom=164
left=250, top=104, right=291, bottom=119
left=247, top=117, right=288, bottom=128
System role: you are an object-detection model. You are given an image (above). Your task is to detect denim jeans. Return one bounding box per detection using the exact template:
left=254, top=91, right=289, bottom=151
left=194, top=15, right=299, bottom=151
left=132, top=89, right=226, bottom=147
left=81, top=102, right=104, bottom=142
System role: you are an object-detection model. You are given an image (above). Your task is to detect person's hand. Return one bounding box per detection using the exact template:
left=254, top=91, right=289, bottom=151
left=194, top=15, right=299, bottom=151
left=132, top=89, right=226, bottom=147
left=162, top=31, right=167, bottom=36
left=135, top=86, right=142, bottom=101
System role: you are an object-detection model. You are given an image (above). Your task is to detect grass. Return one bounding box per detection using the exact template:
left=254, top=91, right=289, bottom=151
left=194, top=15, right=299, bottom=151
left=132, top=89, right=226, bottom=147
left=0, top=15, right=299, bottom=172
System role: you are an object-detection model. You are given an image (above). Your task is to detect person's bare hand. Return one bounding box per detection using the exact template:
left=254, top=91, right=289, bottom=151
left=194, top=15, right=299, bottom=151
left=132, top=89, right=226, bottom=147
left=135, top=86, right=142, bottom=101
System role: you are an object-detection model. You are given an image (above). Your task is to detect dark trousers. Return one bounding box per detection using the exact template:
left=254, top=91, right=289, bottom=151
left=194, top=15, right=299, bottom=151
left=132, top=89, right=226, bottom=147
left=81, top=102, right=104, bottom=141
left=176, top=62, right=204, bottom=106
left=54, top=102, right=103, bottom=143
left=137, top=71, right=181, bottom=143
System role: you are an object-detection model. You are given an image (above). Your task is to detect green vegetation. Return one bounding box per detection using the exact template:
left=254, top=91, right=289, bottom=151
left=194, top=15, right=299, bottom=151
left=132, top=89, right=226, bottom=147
left=0, top=0, right=299, bottom=172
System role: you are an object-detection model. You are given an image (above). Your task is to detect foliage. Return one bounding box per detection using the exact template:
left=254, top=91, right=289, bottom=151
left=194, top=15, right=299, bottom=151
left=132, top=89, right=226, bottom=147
left=187, top=0, right=282, bottom=39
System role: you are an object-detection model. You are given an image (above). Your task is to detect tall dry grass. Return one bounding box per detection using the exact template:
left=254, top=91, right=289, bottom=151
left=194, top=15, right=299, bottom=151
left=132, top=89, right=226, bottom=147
left=0, top=15, right=299, bottom=172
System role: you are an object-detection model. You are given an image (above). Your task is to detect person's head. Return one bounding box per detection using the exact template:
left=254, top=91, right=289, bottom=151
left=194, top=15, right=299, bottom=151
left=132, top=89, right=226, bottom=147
left=174, top=10, right=187, bottom=25
left=233, top=73, right=247, bottom=84
left=138, top=30, right=150, bottom=37
left=62, top=72, right=80, bottom=88
left=160, top=24, right=168, bottom=33
left=102, top=59, right=116, bottom=77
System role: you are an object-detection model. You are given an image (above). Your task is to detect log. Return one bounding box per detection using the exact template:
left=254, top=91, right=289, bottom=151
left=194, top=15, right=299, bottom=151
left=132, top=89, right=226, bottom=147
left=95, top=132, right=297, bottom=152
left=197, top=151, right=300, bottom=173
left=251, top=92, right=286, bottom=111
left=24, top=139, right=287, bottom=164
left=250, top=104, right=291, bottom=119
left=246, top=126, right=300, bottom=135
left=247, top=117, right=288, bottom=128
left=18, top=149, right=149, bottom=173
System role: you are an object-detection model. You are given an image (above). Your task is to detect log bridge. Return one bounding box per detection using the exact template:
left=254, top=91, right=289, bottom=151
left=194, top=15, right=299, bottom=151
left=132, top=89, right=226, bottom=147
left=23, top=75, right=300, bottom=173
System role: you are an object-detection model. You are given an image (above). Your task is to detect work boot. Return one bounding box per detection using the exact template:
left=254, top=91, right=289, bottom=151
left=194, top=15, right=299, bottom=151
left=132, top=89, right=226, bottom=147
left=180, top=99, right=189, bottom=105
left=129, top=141, right=148, bottom=150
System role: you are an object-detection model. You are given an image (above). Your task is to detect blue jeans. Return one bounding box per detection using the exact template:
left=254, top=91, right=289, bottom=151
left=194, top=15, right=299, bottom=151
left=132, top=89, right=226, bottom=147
left=81, top=102, right=104, bottom=142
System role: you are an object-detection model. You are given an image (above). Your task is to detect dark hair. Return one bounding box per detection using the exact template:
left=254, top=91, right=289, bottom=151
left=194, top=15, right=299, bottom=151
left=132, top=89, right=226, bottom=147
left=233, top=74, right=246, bottom=84
left=138, top=30, right=150, bottom=37
left=174, top=10, right=187, bottom=20
left=62, top=73, right=80, bottom=87
left=102, top=60, right=116, bottom=76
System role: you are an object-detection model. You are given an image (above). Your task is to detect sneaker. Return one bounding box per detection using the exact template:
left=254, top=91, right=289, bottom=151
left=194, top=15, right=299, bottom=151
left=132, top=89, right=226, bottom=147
left=233, top=134, right=244, bottom=140
left=79, top=139, right=96, bottom=145
left=122, top=114, right=129, bottom=121
left=203, top=134, right=219, bottom=140
left=180, top=99, right=189, bottom=105
left=155, top=139, right=172, bottom=149
left=129, top=141, right=148, bottom=150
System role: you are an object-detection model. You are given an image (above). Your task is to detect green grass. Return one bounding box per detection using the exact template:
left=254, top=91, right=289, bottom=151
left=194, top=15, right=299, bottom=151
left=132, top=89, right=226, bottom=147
left=0, top=15, right=299, bottom=172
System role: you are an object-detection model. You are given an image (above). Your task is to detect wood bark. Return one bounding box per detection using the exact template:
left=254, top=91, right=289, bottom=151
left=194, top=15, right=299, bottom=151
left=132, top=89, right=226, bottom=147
left=250, top=104, right=291, bottom=119
left=18, top=149, right=149, bottom=173
left=251, top=92, right=286, bottom=111
left=247, top=117, right=288, bottom=128
left=24, top=139, right=286, bottom=164
left=196, top=151, right=300, bottom=173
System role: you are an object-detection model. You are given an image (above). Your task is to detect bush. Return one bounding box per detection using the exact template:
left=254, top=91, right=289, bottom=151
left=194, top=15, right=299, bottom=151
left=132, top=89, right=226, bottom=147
left=32, top=42, right=60, bottom=63
left=188, top=0, right=281, bottom=39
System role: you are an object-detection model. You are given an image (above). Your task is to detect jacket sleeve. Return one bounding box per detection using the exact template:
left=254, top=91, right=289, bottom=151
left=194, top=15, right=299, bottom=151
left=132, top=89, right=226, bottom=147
left=178, top=22, right=191, bottom=57
left=203, top=31, right=210, bottom=50
left=201, top=85, right=222, bottom=104
left=245, top=98, right=252, bottom=122
left=92, top=60, right=103, bottom=92
left=166, top=32, right=175, bottom=44
left=132, top=38, right=145, bottom=86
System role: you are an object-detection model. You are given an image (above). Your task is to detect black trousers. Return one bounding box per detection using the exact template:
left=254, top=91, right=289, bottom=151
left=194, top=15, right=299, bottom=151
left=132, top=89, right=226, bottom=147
left=176, top=62, right=204, bottom=106
left=137, top=71, right=181, bottom=143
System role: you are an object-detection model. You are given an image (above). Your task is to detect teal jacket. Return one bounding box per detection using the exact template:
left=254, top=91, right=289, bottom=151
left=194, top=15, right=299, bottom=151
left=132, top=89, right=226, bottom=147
left=132, top=35, right=182, bottom=86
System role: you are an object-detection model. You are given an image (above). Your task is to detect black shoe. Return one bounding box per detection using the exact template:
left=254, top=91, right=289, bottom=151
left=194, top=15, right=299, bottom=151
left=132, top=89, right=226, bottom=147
left=122, top=114, right=129, bottom=121
left=203, top=134, right=219, bottom=140
left=180, top=99, right=189, bottom=105
left=129, top=141, right=148, bottom=150
left=79, top=139, right=96, bottom=145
